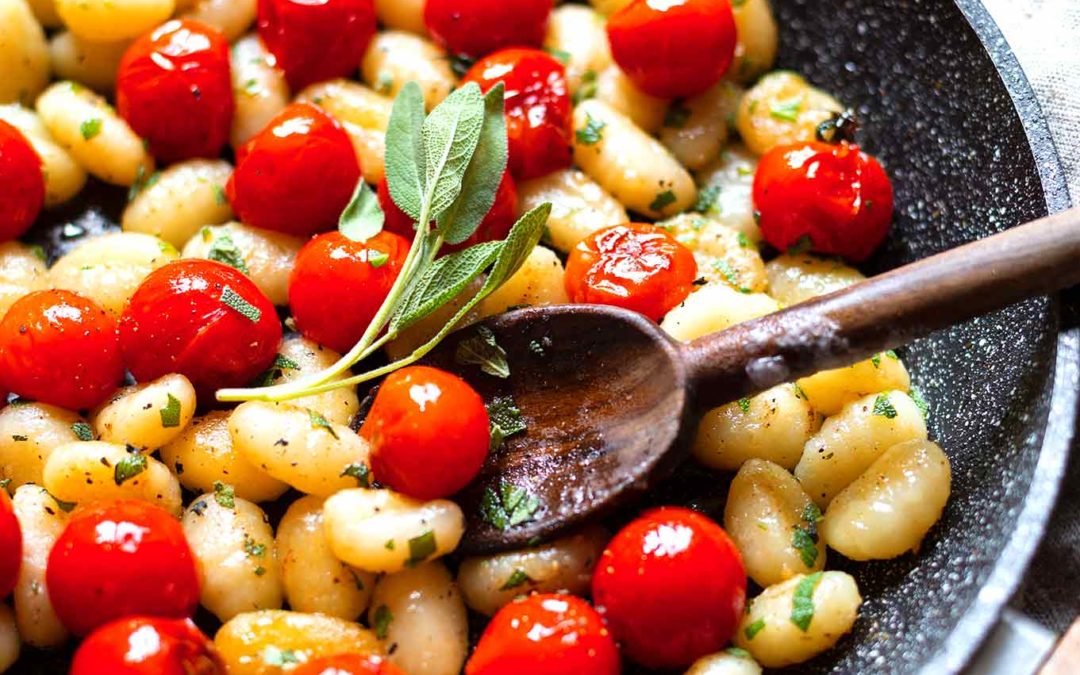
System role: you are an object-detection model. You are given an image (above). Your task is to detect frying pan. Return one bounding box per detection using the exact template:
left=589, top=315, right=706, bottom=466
left=12, top=0, right=1078, bottom=672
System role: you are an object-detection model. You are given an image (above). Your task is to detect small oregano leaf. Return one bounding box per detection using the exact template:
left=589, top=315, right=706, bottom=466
left=384, top=81, right=427, bottom=221
left=339, top=180, right=385, bottom=242
left=422, top=83, right=486, bottom=220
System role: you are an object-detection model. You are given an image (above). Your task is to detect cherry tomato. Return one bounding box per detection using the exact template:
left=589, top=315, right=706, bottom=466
left=607, top=0, right=737, bottom=99
left=293, top=654, right=405, bottom=675
left=227, top=102, right=361, bottom=237
left=361, top=365, right=489, bottom=500
left=465, top=593, right=620, bottom=675
left=258, top=0, right=377, bottom=91
left=116, top=20, right=234, bottom=163
left=71, top=616, right=224, bottom=675
left=0, top=119, right=44, bottom=242
left=377, top=170, right=518, bottom=253
left=119, top=260, right=281, bottom=398
left=754, top=140, right=895, bottom=261
left=0, top=290, right=123, bottom=411
left=564, top=223, right=697, bottom=322
left=47, top=500, right=200, bottom=636
left=0, top=489, right=20, bottom=599
left=591, top=507, right=746, bottom=669
left=288, top=230, right=410, bottom=354
left=462, top=49, right=572, bottom=181
left=424, top=0, right=552, bottom=59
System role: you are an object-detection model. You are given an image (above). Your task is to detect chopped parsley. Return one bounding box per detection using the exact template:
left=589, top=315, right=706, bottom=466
left=455, top=326, right=509, bottom=379
left=790, top=572, right=824, bottom=631
left=871, top=353, right=882, bottom=368
left=886, top=349, right=900, bottom=360
left=480, top=481, right=541, bottom=530
left=910, top=386, right=929, bottom=419
left=220, top=286, right=262, bottom=323
left=373, top=604, right=393, bottom=639
left=309, top=410, right=339, bottom=439
left=213, top=481, right=235, bottom=509
left=368, top=250, right=390, bottom=268
left=664, top=100, right=691, bottom=129
left=791, top=503, right=824, bottom=568
left=127, top=166, right=161, bottom=201
left=649, top=190, right=677, bottom=213
left=406, top=530, right=437, bottom=567
left=340, top=463, right=371, bottom=487
left=572, top=70, right=598, bottom=105
left=737, top=397, right=752, bottom=413
left=499, top=568, right=533, bottom=591
left=80, top=118, right=102, bottom=140
left=872, top=394, right=898, bottom=419
left=113, top=452, right=147, bottom=485
left=50, top=492, right=76, bottom=512
left=713, top=259, right=750, bottom=293
left=159, top=393, right=182, bottom=428
left=254, top=565, right=266, bottom=576
left=207, top=233, right=249, bottom=274
left=576, top=113, right=605, bottom=145
left=254, top=354, right=300, bottom=387
left=262, top=646, right=301, bottom=666
left=384, top=539, right=395, bottom=550
left=769, top=97, right=803, bottom=122
left=744, top=617, right=766, bottom=640
left=694, top=183, right=721, bottom=213
left=244, top=535, right=267, bottom=558
left=213, top=184, right=228, bottom=206
left=487, top=395, right=526, bottom=449
left=727, top=647, right=752, bottom=659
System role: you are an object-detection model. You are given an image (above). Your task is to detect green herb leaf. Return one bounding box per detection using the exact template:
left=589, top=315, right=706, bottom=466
left=737, top=397, right=752, bottom=413
left=745, top=618, right=766, bottom=640
left=792, top=382, right=808, bottom=400
left=727, top=647, right=752, bottom=659
left=340, top=463, right=371, bottom=487
left=790, top=572, right=824, bottom=631
left=254, top=354, right=301, bottom=387
left=650, top=190, right=677, bottom=213
left=576, top=113, right=606, bottom=145
left=220, top=286, right=262, bottom=323
left=384, top=81, right=427, bottom=220
left=113, top=452, right=147, bottom=485
left=480, top=481, right=541, bottom=530
left=456, top=326, right=509, bottom=378
left=244, top=535, right=267, bottom=558
left=791, top=503, right=823, bottom=568
left=71, top=422, right=94, bottom=441
left=872, top=393, right=898, bottom=419
left=262, top=646, right=301, bottom=666
left=737, top=232, right=753, bottom=249
left=214, top=184, right=228, bottom=206
left=572, top=70, right=598, bottom=105
left=159, top=393, right=182, bottom=428
left=373, top=604, right=393, bottom=639
left=769, top=97, right=803, bottom=122
left=886, top=349, right=900, bottom=360
left=127, top=166, right=161, bottom=202
left=499, top=568, right=533, bottom=591
left=910, top=386, right=930, bottom=419
left=422, top=83, right=487, bottom=220
left=871, top=353, right=882, bottom=368
left=213, top=481, right=235, bottom=509
left=406, top=530, right=437, bottom=567
left=309, top=410, right=339, bottom=439
left=389, top=241, right=501, bottom=332
left=695, top=183, right=721, bottom=213
left=487, top=394, right=526, bottom=438
left=80, top=118, right=102, bottom=140
left=207, top=233, right=250, bottom=274
left=368, top=250, right=390, bottom=268
left=339, top=180, right=385, bottom=243
left=479, top=204, right=552, bottom=296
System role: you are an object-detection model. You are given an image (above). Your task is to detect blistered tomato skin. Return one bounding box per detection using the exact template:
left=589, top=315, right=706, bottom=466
left=591, top=507, right=746, bottom=669
left=424, top=0, right=552, bottom=59
left=0, top=119, right=45, bottom=242
left=288, top=230, right=410, bottom=354
left=377, top=171, right=518, bottom=253
left=0, top=290, right=124, bottom=411
left=71, top=616, right=224, bottom=675
left=754, top=140, right=895, bottom=261
left=293, top=654, right=406, bottom=675
left=607, top=0, right=737, bottom=99
left=227, top=102, right=362, bottom=237
left=564, top=223, right=698, bottom=322
left=119, top=260, right=281, bottom=398
left=116, top=20, right=234, bottom=163
left=47, top=500, right=201, bottom=636
left=258, top=0, right=377, bottom=92
left=361, top=365, right=490, bottom=500
left=0, top=489, right=21, bottom=599
left=465, top=593, right=621, bottom=675
left=462, top=49, right=572, bottom=181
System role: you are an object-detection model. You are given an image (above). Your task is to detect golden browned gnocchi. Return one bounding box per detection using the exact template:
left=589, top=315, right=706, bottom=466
left=122, top=159, right=234, bottom=248
left=90, top=373, right=195, bottom=450
left=0, top=104, right=87, bottom=207
left=48, top=32, right=128, bottom=93
left=729, top=0, right=779, bottom=83
left=229, top=34, right=289, bottom=149
left=277, top=495, right=374, bottom=619
left=42, top=441, right=182, bottom=515
left=0, top=241, right=47, bottom=320
left=476, top=246, right=568, bottom=318
left=261, top=338, right=362, bottom=425
left=593, top=65, right=669, bottom=135
left=181, top=222, right=303, bottom=307
left=25, top=0, right=61, bottom=28
left=686, top=649, right=763, bottom=675
left=10, top=485, right=69, bottom=647
left=182, top=493, right=283, bottom=621
left=544, top=4, right=612, bottom=95
left=517, top=168, right=628, bottom=253
left=179, top=0, right=256, bottom=42
left=661, top=283, right=780, bottom=342
left=736, top=71, right=844, bottom=156
left=660, top=81, right=742, bottom=170
left=822, top=439, right=951, bottom=560
left=658, top=213, right=767, bottom=293
left=0, top=0, right=50, bottom=107
left=361, top=31, right=456, bottom=111
left=296, top=79, right=393, bottom=185
left=0, top=402, right=83, bottom=488
left=54, top=0, right=174, bottom=44
left=373, top=0, right=425, bottom=34
left=797, top=353, right=911, bottom=417
left=694, top=144, right=762, bottom=243
left=764, top=252, right=866, bottom=306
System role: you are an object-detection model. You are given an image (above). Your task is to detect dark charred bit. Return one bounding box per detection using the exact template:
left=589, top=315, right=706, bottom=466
left=816, top=109, right=860, bottom=144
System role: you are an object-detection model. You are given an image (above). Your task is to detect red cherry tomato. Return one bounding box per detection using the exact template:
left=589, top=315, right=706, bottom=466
left=607, top=0, right=737, bottom=99
left=0, top=290, right=123, bottom=411
left=47, top=500, right=200, bottom=636
left=116, top=20, right=234, bottom=163
left=0, top=489, right=20, bottom=599
left=227, top=102, right=361, bottom=237
left=71, top=616, right=224, bottom=675
left=258, top=0, right=377, bottom=91
left=288, top=230, right=410, bottom=354
left=424, top=0, right=552, bottom=59
left=462, top=49, right=572, bottom=181
left=292, top=654, right=405, bottom=675
left=465, top=593, right=620, bottom=675
left=591, top=507, right=746, bottom=669
left=361, top=365, right=489, bottom=500
left=0, top=119, right=44, bottom=242
left=119, top=260, right=281, bottom=398
left=564, top=223, right=697, bottom=322
left=377, top=171, right=518, bottom=253
left=753, top=140, right=895, bottom=261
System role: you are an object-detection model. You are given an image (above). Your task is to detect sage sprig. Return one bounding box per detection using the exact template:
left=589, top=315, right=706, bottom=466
left=216, top=81, right=551, bottom=403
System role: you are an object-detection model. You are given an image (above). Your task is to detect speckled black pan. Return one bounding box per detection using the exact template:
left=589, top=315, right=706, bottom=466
left=15, top=0, right=1079, bottom=673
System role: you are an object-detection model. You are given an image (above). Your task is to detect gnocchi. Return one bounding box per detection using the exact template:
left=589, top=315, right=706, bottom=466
left=0, top=241, right=47, bottom=322
left=181, top=222, right=303, bottom=307
left=476, top=245, right=568, bottom=319
left=179, top=0, right=256, bottom=42
left=360, top=31, right=456, bottom=112
left=229, top=35, right=289, bottom=149
left=10, top=485, right=69, bottom=647
left=517, top=168, right=628, bottom=253
left=736, top=71, right=843, bottom=156
left=660, top=81, right=742, bottom=170
left=0, top=0, right=50, bottom=107
left=797, top=353, right=911, bottom=417
left=48, top=32, right=128, bottom=93
left=0, top=604, right=17, bottom=673
left=373, top=0, right=426, bottom=35
left=0, top=104, right=87, bottom=207
left=544, top=5, right=612, bottom=95
left=0, top=402, right=83, bottom=488
left=686, top=650, right=763, bottom=675
left=54, top=0, right=174, bottom=44
left=661, top=283, right=781, bottom=342
left=765, top=252, right=866, bottom=306
left=122, top=160, right=234, bottom=248
left=42, top=441, right=183, bottom=515
left=90, top=373, right=196, bottom=451
left=694, top=144, right=762, bottom=243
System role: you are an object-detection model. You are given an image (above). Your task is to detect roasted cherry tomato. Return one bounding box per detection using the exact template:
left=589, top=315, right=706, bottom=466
left=462, top=49, right=572, bottom=180
left=71, top=616, right=224, bottom=675
left=293, top=654, right=405, bottom=675
left=607, top=0, right=737, bottom=99
left=258, top=0, right=377, bottom=91
left=377, top=170, right=518, bottom=253
left=47, top=500, right=200, bottom=636
left=564, top=222, right=697, bottom=321
left=0, top=289, right=123, bottom=411
left=591, top=507, right=746, bottom=669
left=227, top=102, right=362, bottom=237
left=753, top=140, right=895, bottom=261
left=288, top=230, right=410, bottom=354
left=0, top=489, right=20, bottom=599
left=361, top=365, right=490, bottom=500
left=424, top=0, right=552, bottom=59
left=119, top=260, right=281, bottom=398
left=0, top=119, right=44, bottom=242
left=116, top=20, right=234, bottom=163
left=465, top=593, right=620, bottom=675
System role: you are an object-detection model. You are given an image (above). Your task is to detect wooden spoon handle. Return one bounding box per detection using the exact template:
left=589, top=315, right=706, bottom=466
left=682, top=206, right=1080, bottom=409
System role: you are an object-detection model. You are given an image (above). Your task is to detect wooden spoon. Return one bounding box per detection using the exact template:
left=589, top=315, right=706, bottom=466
left=421, top=208, right=1080, bottom=554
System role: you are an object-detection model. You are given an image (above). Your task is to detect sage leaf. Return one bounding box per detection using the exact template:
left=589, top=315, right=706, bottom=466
left=389, top=240, right=501, bottom=332
left=339, top=180, right=385, bottom=242
left=384, top=82, right=426, bottom=221
left=438, top=83, right=509, bottom=245
left=422, top=83, right=486, bottom=220
left=480, top=204, right=553, bottom=295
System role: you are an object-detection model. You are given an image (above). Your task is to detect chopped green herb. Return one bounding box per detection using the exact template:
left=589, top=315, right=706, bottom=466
left=220, top=286, right=262, bottom=323
left=406, top=530, right=437, bottom=567
left=871, top=353, right=882, bottom=368
left=254, top=566, right=266, bottom=576
left=872, top=394, right=898, bottom=419
left=737, top=232, right=752, bottom=249
left=213, top=184, right=228, bottom=206
left=886, top=349, right=900, bottom=360
left=455, top=326, right=510, bottom=379
left=769, top=97, right=803, bottom=122
left=244, top=535, right=267, bottom=558
left=159, top=393, right=182, bottom=428
left=349, top=569, right=366, bottom=590
left=50, top=492, right=76, bottom=512
left=736, top=165, right=754, bottom=177
left=0, top=479, right=10, bottom=495
left=544, top=47, right=570, bottom=64
left=576, top=113, right=606, bottom=145
left=384, top=539, right=395, bottom=550
left=127, top=167, right=161, bottom=202
left=713, top=259, right=750, bottom=293
left=737, top=397, right=752, bottom=413
left=242, top=78, right=260, bottom=96
left=910, top=385, right=929, bottom=419
left=340, top=463, right=371, bottom=487
left=213, top=481, right=235, bottom=509
left=373, top=604, right=393, bottom=639
left=254, top=354, right=300, bottom=387
left=80, top=118, right=102, bottom=140
left=744, top=618, right=766, bottom=640
left=487, top=395, right=526, bottom=450
left=207, top=233, right=250, bottom=273
left=664, top=101, right=691, bottom=129
left=113, top=452, right=147, bottom=485
left=792, top=382, right=808, bottom=400
left=499, top=568, right=533, bottom=591
left=28, top=244, right=46, bottom=262
left=650, top=190, right=677, bottom=213
left=694, top=183, right=721, bottom=213
left=572, top=70, right=598, bottom=105
left=480, top=481, right=541, bottom=530
left=308, top=409, right=339, bottom=439
left=790, top=572, right=824, bottom=631
left=262, top=646, right=301, bottom=666
left=368, top=250, right=390, bottom=268
left=791, top=503, right=823, bottom=568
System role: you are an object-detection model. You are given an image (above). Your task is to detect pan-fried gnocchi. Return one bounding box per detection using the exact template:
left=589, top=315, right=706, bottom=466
left=229, top=34, right=289, bottom=149
left=0, top=0, right=50, bottom=107
left=122, top=159, right=234, bottom=247
left=296, top=79, right=393, bottom=185
left=261, top=338, right=361, bottom=425
left=0, top=241, right=47, bottom=320
left=545, top=5, right=612, bottom=95
left=182, top=493, right=283, bottom=621
left=42, top=441, right=183, bottom=515
left=48, top=32, right=128, bottom=93
left=26, top=0, right=61, bottom=28
left=736, top=71, right=844, bottom=156
left=476, top=245, right=568, bottom=319
left=179, top=0, right=255, bottom=42
left=660, top=82, right=742, bottom=170
left=694, top=144, right=762, bottom=243
left=373, top=0, right=425, bottom=35
left=658, top=213, right=767, bottom=292
left=765, top=252, right=866, bottom=305
left=90, top=373, right=196, bottom=450
left=796, top=353, right=911, bottom=416
left=361, top=31, right=456, bottom=111
left=10, top=486, right=69, bottom=648
left=0, top=402, right=83, bottom=488
left=181, top=222, right=303, bottom=307
left=686, top=650, right=763, bottom=675
left=368, top=562, right=469, bottom=675
left=730, top=0, right=779, bottom=83
left=277, top=496, right=374, bottom=619
left=661, top=283, right=780, bottom=342
left=518, top=169, right=628, bottom=253
left=594, top=66, right=669, bottom=135
left=0, top=104, right=87, bottom=206
left=54, top=0, right=174, bottom=42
